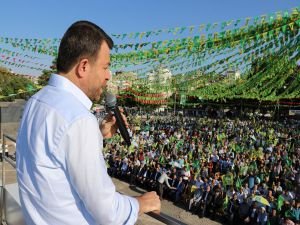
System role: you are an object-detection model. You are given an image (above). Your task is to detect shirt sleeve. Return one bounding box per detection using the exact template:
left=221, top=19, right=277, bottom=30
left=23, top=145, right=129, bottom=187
left=165, top=174, right=171, bottom=188
left=63, top=116, right=139, bottom=225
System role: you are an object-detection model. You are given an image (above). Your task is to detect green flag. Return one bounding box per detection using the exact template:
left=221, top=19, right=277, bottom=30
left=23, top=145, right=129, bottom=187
left=222, top=172, right=233, bottom=186
left=236, top=176, right=242, bottom=189
left=277, top=195, right=284, bottom=211
left=159, top=155, right=165, bottom=163
left=128, top=144, right=135, bottom=153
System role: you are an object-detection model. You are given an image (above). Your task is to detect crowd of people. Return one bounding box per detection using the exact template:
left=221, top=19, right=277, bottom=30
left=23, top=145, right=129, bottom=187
left=102, top=109, right=299, bottom=225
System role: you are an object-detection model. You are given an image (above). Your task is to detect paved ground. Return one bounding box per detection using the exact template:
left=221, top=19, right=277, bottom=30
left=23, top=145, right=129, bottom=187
left=112, top=178, right=223, bottom=225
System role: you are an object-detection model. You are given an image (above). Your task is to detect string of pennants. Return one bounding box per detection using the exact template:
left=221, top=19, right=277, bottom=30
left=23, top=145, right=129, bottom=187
left=0, top=6, right=299, bottom=104
left=0, top=7, right=298, bottom=73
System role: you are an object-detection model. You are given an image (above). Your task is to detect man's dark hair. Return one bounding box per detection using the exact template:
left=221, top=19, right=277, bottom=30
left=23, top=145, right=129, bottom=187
left=57, top=20, right=114, bottom=73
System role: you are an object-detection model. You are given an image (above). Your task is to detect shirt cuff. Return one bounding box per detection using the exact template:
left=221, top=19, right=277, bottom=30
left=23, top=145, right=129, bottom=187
left=125, top=196, right=139, bottom=225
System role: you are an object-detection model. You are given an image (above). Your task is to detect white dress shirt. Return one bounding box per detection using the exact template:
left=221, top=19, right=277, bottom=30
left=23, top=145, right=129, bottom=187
left=157, top=172, right=171, bottom=188
left=16, top=74, right=139, bottom=225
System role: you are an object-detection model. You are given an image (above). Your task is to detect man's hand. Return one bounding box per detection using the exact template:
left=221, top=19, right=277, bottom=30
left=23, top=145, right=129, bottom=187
left=136, top=191, right=161, bottom=215
left=100, top=108, right=129, bottom=139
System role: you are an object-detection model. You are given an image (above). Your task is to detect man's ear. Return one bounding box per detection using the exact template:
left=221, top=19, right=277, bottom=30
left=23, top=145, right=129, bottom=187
left=76, top=58, right=89, bottom=78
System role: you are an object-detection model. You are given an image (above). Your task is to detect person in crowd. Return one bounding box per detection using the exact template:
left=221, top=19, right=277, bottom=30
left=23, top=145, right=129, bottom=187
left=227, top=193, right=239, bottom=224
left=256, top=207, right=268, bottom=225
left=188, top=185, right=203, bottom=212
left=148, top=164, right=162, bottom=190
left=238, top=197, right=250, bottom=223
left=199, top=185, right=213, bottom=218
left=209, top=187, right=224, bottom=219
left=174, top=176, right=185, bottom=203
left=268, top=208, right=280, bottom=225
left=157, top=170, right=176, bottom=200
left=282, top=216, right=296, bottom=225
left=249, top=201, right=259, bottom=225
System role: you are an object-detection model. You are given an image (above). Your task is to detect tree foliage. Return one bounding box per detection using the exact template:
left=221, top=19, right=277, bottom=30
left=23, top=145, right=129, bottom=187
left=38, top=58, right=57, bottom=86
left=0, top=67, right=37, bottom=101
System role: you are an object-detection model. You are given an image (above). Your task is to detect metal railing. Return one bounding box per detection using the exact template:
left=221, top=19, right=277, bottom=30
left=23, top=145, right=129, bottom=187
left=147, top=211, right=187, bottom=225
left=1, top=134, right=18, bottom=225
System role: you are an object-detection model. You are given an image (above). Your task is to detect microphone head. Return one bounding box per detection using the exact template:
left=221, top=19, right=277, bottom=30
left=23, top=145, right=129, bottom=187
left=105, top=92, right=117, bottom=109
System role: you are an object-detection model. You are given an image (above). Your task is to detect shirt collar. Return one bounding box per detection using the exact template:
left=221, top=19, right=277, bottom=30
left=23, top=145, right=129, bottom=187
left=48, top=74, right=93, bottom=110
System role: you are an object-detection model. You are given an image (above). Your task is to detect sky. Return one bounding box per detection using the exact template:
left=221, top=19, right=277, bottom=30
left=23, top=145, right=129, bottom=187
left=0, top=0, right=298, bottom=76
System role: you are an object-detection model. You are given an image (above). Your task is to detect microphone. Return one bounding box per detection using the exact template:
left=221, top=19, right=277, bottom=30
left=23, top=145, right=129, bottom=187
left=105, top=92, right=131, bottom=146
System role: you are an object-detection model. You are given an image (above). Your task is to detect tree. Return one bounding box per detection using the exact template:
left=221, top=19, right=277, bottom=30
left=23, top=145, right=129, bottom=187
left=0, top=66, right=9, bottom=73
left=38, top=58, right=57, bottom=86
left=0, top=66, right=37, bottom=101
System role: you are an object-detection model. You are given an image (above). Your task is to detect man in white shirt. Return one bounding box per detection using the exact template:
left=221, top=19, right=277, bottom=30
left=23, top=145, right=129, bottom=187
left=16, top=20, right=160, bottom=225
left=157, top=170, right=176, bottom=200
